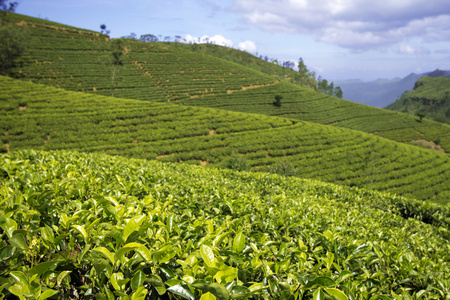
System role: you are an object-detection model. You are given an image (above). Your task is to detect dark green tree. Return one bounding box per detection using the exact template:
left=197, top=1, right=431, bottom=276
left=334, top=86, right=343, bottom=98
left=273, top=95, right=282, bottom=107
left=222, top=155, right=249, bottom=171
left=110, top=39, right=126, bottom=96
left=417, top=112, right=425, bottom=122
left=0, top=0, right=17, bottom=12
left=0, top=0, right=28, bottom=76
left=100, top=24, right=110, bottom=35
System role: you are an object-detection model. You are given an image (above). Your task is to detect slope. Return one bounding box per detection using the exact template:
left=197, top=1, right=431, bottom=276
left=387, top=76, right=450, bottom=125
left=1, top=76, right=450, bottom=203
left=9, top=13, right=277, bottom=102
left=171, top=42, right=317, bottom=89
left=1, top=150, right=449, bottom=299
left=180, top=80, right=450, bottom=153
left=8, top=13, right=450, bottom=154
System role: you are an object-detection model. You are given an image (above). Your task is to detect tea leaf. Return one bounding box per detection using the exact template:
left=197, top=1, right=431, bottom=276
left=324, top=288, right=348, bottom=300
left=201, top=244, right=217, bottom=268
left=200, top=292, right=217, bottom=300
left=92, top=247, right=115, bottom=265
left=123, top=215, right=145, bottom=241
left=37, top=289, right=58, bottom=300
left=0, top=217, right=17, bottom=238
left=233, top=232, right=245, bottom=254
left=167, top=284, right=195, bottom=300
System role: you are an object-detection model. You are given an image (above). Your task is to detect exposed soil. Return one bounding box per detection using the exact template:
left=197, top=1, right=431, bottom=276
left=411, top=139, right=445, bottom=153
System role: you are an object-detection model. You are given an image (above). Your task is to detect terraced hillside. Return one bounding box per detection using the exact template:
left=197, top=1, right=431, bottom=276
left=9, top=13, right=450, bottom=153
left=10, top=13, right=277, bottom=102
left=180, top=81, right=450, bottom=153
left=171, top=43, right=317, bottom=89
left=387, top=76, right=450, bottom=125
left=1, top=150, right=449, bottom=299
left=2, top=76, right=450, bottom=203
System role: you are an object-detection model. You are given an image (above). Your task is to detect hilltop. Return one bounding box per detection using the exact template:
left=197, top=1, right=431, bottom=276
left=387, top=76, right=450, bottom=125
left=2, top=76, right=450, bottom=203
left=6, top=13, right=450, bottom=154
left=171, top=43, right=317, bottom=89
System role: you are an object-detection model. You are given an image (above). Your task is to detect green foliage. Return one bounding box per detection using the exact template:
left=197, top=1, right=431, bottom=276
left=317, top=77, right=343, bottom=98
left=222, top=155, right=250, bottom=171
left=273, top=94, right=282, bottom=107
left=110, top=38, right=126, bottom=96
left=1, top=75, right=450, bottom=203
left=270, top=159, right=297, bottom=177
left=417, top=112, right=425, bottom=122
left=0, top=150, right=450, bottom=299
left=0, top=12, right=28, bottom=76
left=387, top=76, right=450, bottom=125
left=5, top=12, right=450, bottom=153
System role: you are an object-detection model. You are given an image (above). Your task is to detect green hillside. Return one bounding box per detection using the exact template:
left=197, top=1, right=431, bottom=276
left=2, top=76, right=450, bottom=203
left=1, top=150, right=450, bottom=299
left=171, top=43, right=317, bottom=89
left=387, top=76, right=450, bottom=125
left=2, top=13, right=450, bottom=299
left=9, top=13, right=277, bottom=101
left=7, top=13, right=450, bottom=153
left=180, top=80, right=450, bottom=152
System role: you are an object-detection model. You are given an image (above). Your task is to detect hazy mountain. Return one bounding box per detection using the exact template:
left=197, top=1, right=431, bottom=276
left=427, top=69, right=450, bottom=78
left=335, top=70, right=450, bottom=108
left=335, top=73, right=421, bottom=108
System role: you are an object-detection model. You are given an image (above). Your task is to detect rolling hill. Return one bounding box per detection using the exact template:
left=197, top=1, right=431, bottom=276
left=387, top=75, right=450, bottom=125
left=7, top=13, right=450, bottom=154
left=2, top=75, right=450, bottom=204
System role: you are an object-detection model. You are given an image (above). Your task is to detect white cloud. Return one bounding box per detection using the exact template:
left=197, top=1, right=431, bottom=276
left=395, top=44, right=430, bottom=55
left=183, top=34, right=258, bottom=53
left=233, top=0, right=450, bottom=52
left=237, top=40, right=257, bottom=52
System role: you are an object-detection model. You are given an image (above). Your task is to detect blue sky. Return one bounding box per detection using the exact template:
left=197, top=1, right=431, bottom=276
left=16, top=0, right=450, bottom=81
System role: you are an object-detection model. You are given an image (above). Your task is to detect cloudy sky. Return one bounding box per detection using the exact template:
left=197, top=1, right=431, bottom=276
left=16, top=0, right=450, bottom=81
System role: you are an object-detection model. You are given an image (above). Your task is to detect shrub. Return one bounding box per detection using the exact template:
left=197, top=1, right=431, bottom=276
left=222, top=155, right=249, bottom=171
left=270, top=159, right=297, bottom=177
left=273, top=94, right=282, bottom=107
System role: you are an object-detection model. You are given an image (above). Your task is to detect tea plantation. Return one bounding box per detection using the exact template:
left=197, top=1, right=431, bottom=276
left=1, top=150, right=450, bottom=299
left=8, top=13, right=450, bottom=153
left=1, top=76, right=450, bottom=204
left=1, top=12, right=450, bottom=300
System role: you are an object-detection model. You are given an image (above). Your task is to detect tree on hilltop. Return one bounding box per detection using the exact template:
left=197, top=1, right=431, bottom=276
left=100, top=24, right=110, bottom=35
left=0, top=0, right=17, bottom=12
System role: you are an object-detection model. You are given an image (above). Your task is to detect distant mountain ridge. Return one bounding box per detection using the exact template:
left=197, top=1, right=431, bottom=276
left=336, top=70, right=450, bottom=108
